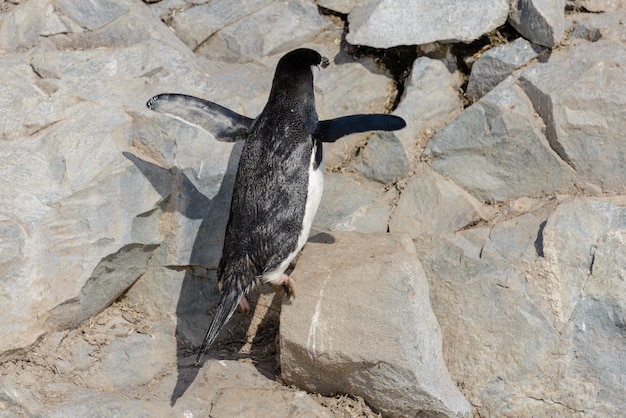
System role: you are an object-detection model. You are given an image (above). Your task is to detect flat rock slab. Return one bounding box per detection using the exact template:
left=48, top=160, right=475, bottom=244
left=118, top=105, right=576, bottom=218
left=346, top=0, right=509, bottom=48
left=423, top=76, right=577, bottom=201
left=312, top=173, right=396, bottom=234
left=509, top=0, right=565, bottom=47
left=414, top=196, right=626, bottom=416
left=518, top=39, right=626, bottom=194
left=467, top=37, right=544, bottom=102
left=280, top=232, right=471, bottom=417
left=389, top=166, right=494, bottom=237
left=393, top=56, right=462, bottom=152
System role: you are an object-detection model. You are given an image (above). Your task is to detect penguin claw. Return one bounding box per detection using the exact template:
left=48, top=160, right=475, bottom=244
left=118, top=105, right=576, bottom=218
left=238, top=295, right=250, bottom=313
left=279, top=273, right=296, bottom=298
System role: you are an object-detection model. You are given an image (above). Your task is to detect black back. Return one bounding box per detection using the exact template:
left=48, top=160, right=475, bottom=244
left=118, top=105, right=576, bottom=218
left=218, top=49, right=325, bottom=287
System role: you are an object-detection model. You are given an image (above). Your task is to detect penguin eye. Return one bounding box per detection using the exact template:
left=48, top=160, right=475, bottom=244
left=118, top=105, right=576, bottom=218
left=320, top=57, right=329, bottom=69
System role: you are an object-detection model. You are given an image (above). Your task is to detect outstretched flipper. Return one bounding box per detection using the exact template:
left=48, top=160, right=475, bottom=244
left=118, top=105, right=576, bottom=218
left=147, top=93, right=254, bottom=142
left=195, top=289, right=244, bottom=366
left=314, top=114, right=406, bottom=143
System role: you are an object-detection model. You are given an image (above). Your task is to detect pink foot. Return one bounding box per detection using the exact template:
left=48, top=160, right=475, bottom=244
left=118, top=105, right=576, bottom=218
left=238, top=295, right=250, bottom=313
left=277, top=273, right=296, bottom=298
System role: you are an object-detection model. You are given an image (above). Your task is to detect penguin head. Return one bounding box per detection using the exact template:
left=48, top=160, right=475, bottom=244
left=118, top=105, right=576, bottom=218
left=270, top=49, right=329, bottom=100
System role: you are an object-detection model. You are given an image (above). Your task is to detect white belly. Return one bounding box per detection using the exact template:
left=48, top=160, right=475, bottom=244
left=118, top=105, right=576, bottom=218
left=263, top=145, right=324, bottom=284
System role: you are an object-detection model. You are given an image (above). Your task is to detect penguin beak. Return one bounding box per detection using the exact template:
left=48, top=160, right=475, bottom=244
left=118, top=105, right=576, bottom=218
left=320, top=57, right=329, bottom=69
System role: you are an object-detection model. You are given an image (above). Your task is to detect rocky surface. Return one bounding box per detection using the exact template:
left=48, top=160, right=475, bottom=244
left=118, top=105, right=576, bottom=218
left=345, top=0, right=510, bottom=48
left=392, top=56, right=463, bottom=153
left=1, top=0, right=625, bottom=417
left=466, top=37, right=545, bottom=102
left=415, top=196, right=626, bottom=416
left=281, top=232, right=471, bottom=417
left=509, top=0, right=566, bottom=47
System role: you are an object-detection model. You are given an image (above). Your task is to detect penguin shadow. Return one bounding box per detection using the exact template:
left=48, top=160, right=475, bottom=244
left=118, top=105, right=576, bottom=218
left=123, top=149, right=282, bottom=405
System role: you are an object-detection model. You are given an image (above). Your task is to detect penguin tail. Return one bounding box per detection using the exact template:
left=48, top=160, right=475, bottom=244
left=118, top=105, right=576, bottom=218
left=194, top=288, right=244, bottom=366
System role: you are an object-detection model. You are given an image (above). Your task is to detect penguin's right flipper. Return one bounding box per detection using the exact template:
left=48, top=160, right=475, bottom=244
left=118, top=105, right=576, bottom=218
left=194, top=289, right=243, bottom=366
left=314, top=114, right=406, bottom=143
left=147, top=93, right=253, bottom=142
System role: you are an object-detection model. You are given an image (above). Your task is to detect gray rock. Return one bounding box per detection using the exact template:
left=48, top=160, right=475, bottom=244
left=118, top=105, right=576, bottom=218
left=195, top=0, right=331, bottom=63
left=281, top=232, right=472, bottom=417
left=84, top=327, right=176, bottom=391
left=0, top=0, right=51, bottom=52
left=55, top=0, right=127, bottom=31
left=346, top=0, right=509, bottom=48
left=508, top=0, right=565, bottom=47
left=0, top=0, right=240, bottom=360
left=45, top=244, right=160, bottom=331
left=317, top=60, right=396, bottom=168
left=569, top=10, right=626, bottom=44
left=170, top=359, right=335, bottom=417
left=414, top=196, right=626, bottom=416
left=353, top=132, right=410, bottom=184
left=389, top=166, right=495, bottom=237
left=312, top=172, right=397, bottom=234
left=317, top=0, right=359, bottom=14
left=423, top=76, right=577, bottom=201
left=427, top=39, right=626, bottom=201
left=393, top=57, right=462, bottom=153
left=518, top=40, right=626, bottom=194
left=467, top=37, right=544, bottom=102
left=0, top=289, right=337, bottom=416
left=165, top=0, right=272, bottom=51
left=568, top=0, right=626, bottom=11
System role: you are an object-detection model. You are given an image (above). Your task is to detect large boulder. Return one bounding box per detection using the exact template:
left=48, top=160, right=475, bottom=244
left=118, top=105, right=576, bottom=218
left=423, top=76, right=576, bottom=201
left=389, top=166, right=495, bottom=237
left=424, top=39, right=626, bottom=201
left=281, top=232, right=471, bottom=417
left=518, top=40, right=626, bottom=193
left=415, top=197, right=626, bottom=416
left=346, top=0, right=509, bottom=48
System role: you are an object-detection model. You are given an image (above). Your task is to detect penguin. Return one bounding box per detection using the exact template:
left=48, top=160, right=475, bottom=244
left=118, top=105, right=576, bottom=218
left=147, top=48, right=406, bottom=366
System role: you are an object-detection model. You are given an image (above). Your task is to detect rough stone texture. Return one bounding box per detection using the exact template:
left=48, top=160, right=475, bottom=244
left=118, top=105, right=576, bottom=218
left=317, top=59, right=396, bottom=169
left=0, top=304, right=334, bottom=417
left=426, top=38, right=626, bottom=201
left=423, top=76, right=577, bottom=201
left=393, top=57, right=462, bottom=152
left=317, top=0, right=359, bottom=14
left=389, top=166, right=495, bottom=237
left=466, top=37, right=544, bottom=102
left=415, top=197, right=626, bottom=416
left=568, top=0, right=626, bottom=11
left=3, top=0, right=626, bottom=416
left=0, top=0, right=247, bottom=361
left=352, top=132, right=410, bottom=184
left=346, top=0, right=509, bottom=48
left=281, top=232, right=472, bottom=417
left=509, top=0, right=565, bottom=47
left=518, top=40, right=626, bottom=193
left=312, top=173, right=397, bottom=234
left=195, top=0, right=331, bottom=63
left=165, top=0, right=273, bottom=51
left=568, top=11, right=626, bottom=43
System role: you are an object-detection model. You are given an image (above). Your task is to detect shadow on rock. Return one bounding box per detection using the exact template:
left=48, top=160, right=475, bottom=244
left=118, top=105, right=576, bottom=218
left=124, top=147, right=275, bottom=405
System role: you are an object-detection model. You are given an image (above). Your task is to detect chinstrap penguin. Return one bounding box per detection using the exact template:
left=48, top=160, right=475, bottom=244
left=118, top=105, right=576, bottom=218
left=147, top=48, right=406, bottom=366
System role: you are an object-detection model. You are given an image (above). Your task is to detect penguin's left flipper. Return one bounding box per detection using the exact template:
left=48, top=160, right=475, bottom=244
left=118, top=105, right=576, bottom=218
left=146, top=93, right=253, bottom=142
left=314, top=114, right=406, bottom=143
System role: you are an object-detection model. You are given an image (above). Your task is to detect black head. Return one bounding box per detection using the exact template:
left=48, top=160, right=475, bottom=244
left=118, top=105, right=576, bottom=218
left=275, top=48, right=329, bottom=75
left=269, top=48, right=329, bottom=102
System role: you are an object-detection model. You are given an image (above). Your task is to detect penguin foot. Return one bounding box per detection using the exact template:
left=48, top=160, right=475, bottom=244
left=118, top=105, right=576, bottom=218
left=238, top=295, right=250, bottom=313
left=278, top=273, right=296, bottom=298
